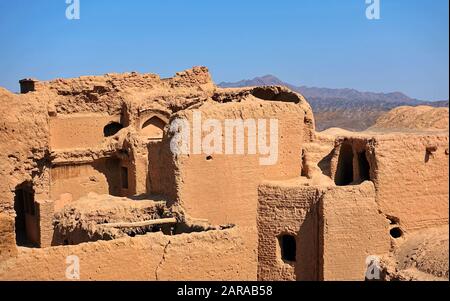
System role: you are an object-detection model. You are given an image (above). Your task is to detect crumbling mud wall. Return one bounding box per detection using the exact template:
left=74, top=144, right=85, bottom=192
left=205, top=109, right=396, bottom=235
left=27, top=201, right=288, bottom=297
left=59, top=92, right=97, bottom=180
left=257, top=180, right=390, bottom=281
left=0, top=87, right=51, bottom=250
left=50, top=159, right=122, bottom=202
left=372, top=134, right=449, bottom=232
left=0, top=228, right=253, bottom=281
left=51, top=193, right=170, bottom=246
left=0, top=67, right=215, bottom=250
left=258, top=181, right=321, bottom=281
left=0, top=214, right=17, bottom=261
left=319, top=182, right=390, bottom=280
left=1, top=66, right=448, bottom=281
left=322, top=133, right=449, bottom=234
left=163, top=98, right=309, bottom=278
left=35, top=67, right=214, bottom=116
left=49, top=114, right=122, bottom=150
left=382, top=225, right=449, bottom=281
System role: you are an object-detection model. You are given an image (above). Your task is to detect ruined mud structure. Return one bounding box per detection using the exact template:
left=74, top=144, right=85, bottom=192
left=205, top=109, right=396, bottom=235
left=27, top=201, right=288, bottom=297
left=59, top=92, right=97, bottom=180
left=0, top=67, right=448, bottom=280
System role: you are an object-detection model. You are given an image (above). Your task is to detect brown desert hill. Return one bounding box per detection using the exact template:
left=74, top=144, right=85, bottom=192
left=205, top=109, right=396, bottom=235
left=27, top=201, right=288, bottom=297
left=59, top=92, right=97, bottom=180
left=370, top=105, right=449, bottom=131
left=219, top=75, right=449, bottom=131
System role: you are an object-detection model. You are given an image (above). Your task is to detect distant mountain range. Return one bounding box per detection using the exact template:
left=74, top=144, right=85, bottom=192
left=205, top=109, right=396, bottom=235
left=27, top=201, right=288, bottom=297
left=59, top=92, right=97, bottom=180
left=218, top=75, right=449, bottom=131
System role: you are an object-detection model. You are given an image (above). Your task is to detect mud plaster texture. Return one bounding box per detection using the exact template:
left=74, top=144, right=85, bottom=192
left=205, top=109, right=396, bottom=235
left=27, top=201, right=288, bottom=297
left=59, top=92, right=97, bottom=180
left=0, top=67, right=448, bottom=281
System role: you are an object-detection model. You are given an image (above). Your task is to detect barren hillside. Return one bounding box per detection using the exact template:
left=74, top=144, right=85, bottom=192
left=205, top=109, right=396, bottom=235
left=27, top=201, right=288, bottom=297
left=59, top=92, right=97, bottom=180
left=370, top=106, right=449, bottom=130
left=219, top=76, right=449, bottom=131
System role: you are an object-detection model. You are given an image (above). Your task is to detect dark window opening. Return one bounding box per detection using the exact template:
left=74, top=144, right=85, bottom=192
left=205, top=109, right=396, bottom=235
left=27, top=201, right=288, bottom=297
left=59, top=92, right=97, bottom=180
left=121, top=166, right=129, bottom=189
left=14, top=183, right=35, bottom=246
left=301, top=149, right=308, bottom=177
left=206, top=155, right=213, bottom=161
left=103, top=122, right=123, bottom=137
left=357, top=151, right=371, bottom=182
left=280, top=234, right=296, bottom=262
left=390, top=227, right=403, bottom=239
left=335, top=142, right=354, bottom=186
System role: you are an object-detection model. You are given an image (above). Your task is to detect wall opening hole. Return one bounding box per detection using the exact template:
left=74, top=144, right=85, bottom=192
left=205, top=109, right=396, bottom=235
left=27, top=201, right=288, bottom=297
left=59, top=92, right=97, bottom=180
left=390, top=227, right=403, bottom=239
left=14, top=182, right=36, bottom=247
left=335, top=142, right=354, bottom=186
left=103, top=122, right=123, bottom=137
left=121, top=166, right=129, bottom=189
left=206, top=155, right=213, bottom=161
left=301, top=149, right=308, bottom=177
left=357, top=151, right=371, bottom=182
left=279, top=234, right=296, bottom=262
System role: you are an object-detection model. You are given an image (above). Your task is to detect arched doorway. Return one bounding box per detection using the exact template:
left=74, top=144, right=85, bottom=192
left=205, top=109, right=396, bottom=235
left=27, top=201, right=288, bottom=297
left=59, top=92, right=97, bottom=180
left=141, top=116, right=166, bottom=139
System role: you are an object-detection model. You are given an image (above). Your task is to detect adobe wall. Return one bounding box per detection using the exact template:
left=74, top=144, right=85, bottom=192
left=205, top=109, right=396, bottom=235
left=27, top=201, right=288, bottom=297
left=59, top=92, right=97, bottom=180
left=0, top=214, right=17, bottom=261
left=372, top=134, right=449, bottom=231
left=257, top=180, right=391, bottom=281
left=166, top=100, right=307, bottom=279
left=258, top=181, right=322, bottom=281
left=0, top=228, right=253, bottom=281
left=36, top=200, right=57, bottom=247
left=50, top=159, right=122, bottom=202
left=173, top=100, right=305, bottom=222
left=0, top=88, right=51, bottom=235
left=319, top=182, right=390, bottom=280
left=24, top=212, right=40, bottom=246
left=49, top=114, right=121, bottom=150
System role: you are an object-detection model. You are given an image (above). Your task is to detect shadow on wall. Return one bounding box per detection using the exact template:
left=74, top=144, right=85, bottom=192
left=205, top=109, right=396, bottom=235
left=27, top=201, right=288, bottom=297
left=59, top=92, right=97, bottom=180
left=103, top=122, right=124, bottom=137
left=50, top=158, right=124, bottom=202
left=294, top=205, right=319, bottom=281
left=335, top=142, right=354, bottom=186
left=14, top=181, right=39, bottom=248
left=318, top=150, right=334, bottom=178
left=334, top=140, right=372, bottom=186
left=92, top=158, right=123, bottom=196
left=146, top=138, right=178, bottom=200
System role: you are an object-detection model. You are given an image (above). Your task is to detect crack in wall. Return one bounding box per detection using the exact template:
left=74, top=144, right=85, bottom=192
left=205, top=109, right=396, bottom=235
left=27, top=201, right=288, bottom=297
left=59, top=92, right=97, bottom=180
left=155, top=240, right=171, bottom=280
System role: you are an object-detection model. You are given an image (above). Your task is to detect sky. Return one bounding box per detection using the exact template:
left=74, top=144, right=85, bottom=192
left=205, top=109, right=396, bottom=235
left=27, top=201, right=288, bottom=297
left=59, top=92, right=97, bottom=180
left=0, top=0, right=448, bottom=100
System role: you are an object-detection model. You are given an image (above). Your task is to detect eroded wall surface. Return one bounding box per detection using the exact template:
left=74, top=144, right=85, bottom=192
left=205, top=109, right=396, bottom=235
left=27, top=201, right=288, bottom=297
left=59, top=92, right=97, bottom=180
left=373, top=135, right=449, bottom=231
left=169, top=100, right=308, bottom=279
left=50, top=114, right=121, bottom=150
left=258, top=182, right=321, bottom=281
left=0, top=214, right=17, bottom=262
left=0, top=228, right=252, bottom=281
left=1, top=66, right=447, bottom=281
left=50, top=159, right=122, bottom=202
left=319, top=182, right=390, bottom=280
left=257, top=180, right=391, bottom=281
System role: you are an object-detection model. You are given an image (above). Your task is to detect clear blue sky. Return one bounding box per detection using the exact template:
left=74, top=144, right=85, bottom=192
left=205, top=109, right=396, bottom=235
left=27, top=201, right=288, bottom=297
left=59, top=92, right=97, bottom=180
left=0, top=0, right=448, bottom=100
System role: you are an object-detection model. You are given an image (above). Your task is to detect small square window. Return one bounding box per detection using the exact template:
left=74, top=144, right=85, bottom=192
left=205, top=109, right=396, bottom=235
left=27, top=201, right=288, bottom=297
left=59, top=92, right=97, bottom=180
left=280, top=234, right=296, bottom=262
